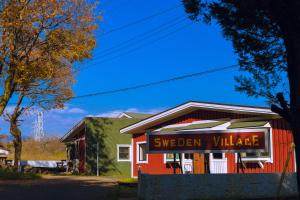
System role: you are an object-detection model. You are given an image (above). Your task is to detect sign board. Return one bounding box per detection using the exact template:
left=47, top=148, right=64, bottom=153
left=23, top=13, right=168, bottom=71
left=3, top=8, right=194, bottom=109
left=147, top=129, right=269, bottom=154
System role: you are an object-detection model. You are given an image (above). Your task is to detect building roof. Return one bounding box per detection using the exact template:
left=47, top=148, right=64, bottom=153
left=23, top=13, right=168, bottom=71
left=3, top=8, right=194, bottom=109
left=0, top=148, right=9, bottom=156
left=153, top=119, right=270, bottom=134
left=118, top=112, right=153, bottom=119
left=61, top=117, right=141, bottom=143
left=120, top=101, right=279, bottom=134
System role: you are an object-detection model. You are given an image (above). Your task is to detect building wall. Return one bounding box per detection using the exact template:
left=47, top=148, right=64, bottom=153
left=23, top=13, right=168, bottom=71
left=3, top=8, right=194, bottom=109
left=227, top=119, right=295, bottom=173
left=132, top=109, right=295, bottom=177
left=85, top=117, right=140, bottom=176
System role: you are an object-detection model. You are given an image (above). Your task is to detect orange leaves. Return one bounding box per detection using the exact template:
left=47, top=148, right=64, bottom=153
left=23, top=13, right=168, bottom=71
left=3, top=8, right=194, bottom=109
left=0, top=0, right=99, bottom=114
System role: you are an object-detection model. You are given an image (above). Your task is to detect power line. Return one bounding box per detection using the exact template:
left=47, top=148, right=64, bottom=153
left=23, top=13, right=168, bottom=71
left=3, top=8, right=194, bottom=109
left=80, top=22, right=192, bottom=70
left=73, top=64, right=239, bottom=99
left=99, top=4, right=180, bottom=36
left=96, top=15, right=187, bottom=57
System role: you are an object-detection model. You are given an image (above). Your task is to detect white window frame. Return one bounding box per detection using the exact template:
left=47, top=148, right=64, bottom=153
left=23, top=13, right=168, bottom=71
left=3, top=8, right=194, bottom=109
left=136, top=141, right=148, bottom=164
left=235, top=126, right=273, bottom=163
left=164, top=153, right=180, bottom=163
left=117, top=144, right=131, bottom=162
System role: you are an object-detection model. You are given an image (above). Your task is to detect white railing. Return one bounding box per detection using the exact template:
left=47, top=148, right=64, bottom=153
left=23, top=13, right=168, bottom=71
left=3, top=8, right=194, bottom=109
left=210, top=159, right=227, bottom=174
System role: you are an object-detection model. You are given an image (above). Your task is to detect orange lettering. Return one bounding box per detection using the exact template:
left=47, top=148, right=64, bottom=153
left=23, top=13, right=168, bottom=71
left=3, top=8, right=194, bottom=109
left=154, top=138, right=161, bottom=147
left=186, top=139, right=192, bottom=146
left=252, top=135, right=259, bottom=146
left=194, top=139, right=201, bottom=147
left=213, top=136, right=220, bottom=147
left=162, top=139, right=169, bottom=147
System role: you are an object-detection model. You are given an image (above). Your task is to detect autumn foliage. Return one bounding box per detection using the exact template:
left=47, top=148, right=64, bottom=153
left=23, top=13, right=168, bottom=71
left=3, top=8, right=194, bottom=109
left=0, top=0, right=98, bottom=114
left=0, top=0, right=98, bottom=170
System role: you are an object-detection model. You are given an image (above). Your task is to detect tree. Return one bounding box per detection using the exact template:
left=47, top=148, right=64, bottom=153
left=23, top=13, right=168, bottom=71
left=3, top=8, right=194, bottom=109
left=182, top=0, right=300, bottom=191
left=4, top=64, right=74, bottom=170
left=0, top=134, right=7, bottom=149
left=0, top=0, right=97, bottom=115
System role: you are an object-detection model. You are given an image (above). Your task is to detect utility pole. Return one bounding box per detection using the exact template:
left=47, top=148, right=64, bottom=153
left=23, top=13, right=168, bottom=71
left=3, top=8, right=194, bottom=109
left=96, top=142, right=99, bottom=176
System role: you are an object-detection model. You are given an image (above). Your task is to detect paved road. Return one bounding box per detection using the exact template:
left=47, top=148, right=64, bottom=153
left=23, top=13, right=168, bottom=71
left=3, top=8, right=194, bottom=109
left=0, top=176, right=125, bottom=200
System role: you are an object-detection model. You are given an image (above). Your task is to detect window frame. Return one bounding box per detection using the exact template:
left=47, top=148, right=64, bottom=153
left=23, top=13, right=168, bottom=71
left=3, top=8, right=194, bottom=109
left=235, top=127, right=273, bottom=163
left=136, top=141, right=148, bottom=164
left=117, top=144, right=131, bottom=162
left=164, top=153, right=180, bottom=163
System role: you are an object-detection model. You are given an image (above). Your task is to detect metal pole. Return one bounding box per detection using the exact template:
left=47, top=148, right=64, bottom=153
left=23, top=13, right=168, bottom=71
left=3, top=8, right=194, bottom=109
left=173, top=153, right=176, bottom=174
left=96, top=142, right=99, bottom=176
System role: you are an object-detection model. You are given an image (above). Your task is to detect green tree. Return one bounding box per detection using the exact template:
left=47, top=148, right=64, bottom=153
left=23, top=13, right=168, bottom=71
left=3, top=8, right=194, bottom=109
left=182, top=0, right=300, bottom=190
left=0, top=0, right=98, bottom=115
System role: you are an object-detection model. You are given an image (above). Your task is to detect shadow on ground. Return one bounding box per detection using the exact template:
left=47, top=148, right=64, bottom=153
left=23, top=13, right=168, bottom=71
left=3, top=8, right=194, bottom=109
left=0, top=175, right=137, bottom=200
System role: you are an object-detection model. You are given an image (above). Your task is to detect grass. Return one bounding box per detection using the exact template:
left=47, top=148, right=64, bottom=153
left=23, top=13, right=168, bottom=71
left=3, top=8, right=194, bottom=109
left=111, top=185, right=138, bottom=200
left=0, top=168, right=41, bottom=180
left=7, top=137, right=66, bottom=160
left=117, top=177, right=138, bottom=184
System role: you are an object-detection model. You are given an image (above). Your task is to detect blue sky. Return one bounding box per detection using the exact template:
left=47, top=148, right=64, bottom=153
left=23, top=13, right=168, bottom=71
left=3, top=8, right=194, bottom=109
left=1, top=0, right=268, bottom=139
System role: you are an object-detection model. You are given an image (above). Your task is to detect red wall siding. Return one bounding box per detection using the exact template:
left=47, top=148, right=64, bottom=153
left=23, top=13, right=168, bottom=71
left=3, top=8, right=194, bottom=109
left=133, top=133, right=180, bottom=177
left=76, top=129, right=86, bottom=173
left=227, top=119, right=295, bottom=173
left=132, top=109, right=295, bottom=176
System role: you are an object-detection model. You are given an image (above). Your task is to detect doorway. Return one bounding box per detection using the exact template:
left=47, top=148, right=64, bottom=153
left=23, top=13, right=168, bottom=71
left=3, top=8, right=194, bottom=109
left=209, top=153, right=227, bottom=174
left=182, top=153, right=193, bottom=174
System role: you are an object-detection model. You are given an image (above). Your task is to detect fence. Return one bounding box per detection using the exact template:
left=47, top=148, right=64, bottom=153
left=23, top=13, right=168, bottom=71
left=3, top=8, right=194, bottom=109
left=138, top=172, right=298, bottom=200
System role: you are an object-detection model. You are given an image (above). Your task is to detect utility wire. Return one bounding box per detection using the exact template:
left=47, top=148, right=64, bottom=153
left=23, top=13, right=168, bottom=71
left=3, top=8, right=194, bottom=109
left=96, top=15, right=187, bottom=57
left=73, top=64, right=239, bottom=99
left=99, top=4, right=180, bottom=36
left=80, top=22, right=192, bottom=70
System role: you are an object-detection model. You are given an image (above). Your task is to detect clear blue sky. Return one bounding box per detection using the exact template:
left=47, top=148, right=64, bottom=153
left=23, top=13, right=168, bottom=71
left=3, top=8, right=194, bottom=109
left=1, top=0, right=268, bottom=138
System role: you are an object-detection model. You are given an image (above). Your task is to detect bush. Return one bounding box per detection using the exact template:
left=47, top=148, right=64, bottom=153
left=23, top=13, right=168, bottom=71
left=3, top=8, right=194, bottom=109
left=0, top=167, right=41, bottom=180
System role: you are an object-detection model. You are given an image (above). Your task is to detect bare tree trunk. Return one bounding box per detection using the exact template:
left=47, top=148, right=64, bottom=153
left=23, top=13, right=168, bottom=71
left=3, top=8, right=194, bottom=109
left=7, top=93, right=25, bottom=172
left=11, top=122, right=22, bottom=171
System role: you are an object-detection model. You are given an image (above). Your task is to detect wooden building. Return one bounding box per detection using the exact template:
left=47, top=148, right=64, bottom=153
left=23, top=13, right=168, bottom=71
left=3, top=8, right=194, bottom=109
left=120, top=101, right=296, bottom=178
left=60, top=113, right=152, bottom=175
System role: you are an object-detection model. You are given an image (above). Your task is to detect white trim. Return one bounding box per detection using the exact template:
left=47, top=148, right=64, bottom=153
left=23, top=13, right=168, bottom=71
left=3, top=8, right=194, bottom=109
left=234, top=126, right=273, bottom=163
left=118, top=113, right=133, bottom=118
left=131, top=138, right=134, bottom=178
left=120, top=101, right=278, bottom=134
left=136, top=141, right=148, bottom=164
left=163, top=153, right=180, bottom=163
left=154, top=120, right=219, bottom=132
left=117, top=144, right=131, bottom=162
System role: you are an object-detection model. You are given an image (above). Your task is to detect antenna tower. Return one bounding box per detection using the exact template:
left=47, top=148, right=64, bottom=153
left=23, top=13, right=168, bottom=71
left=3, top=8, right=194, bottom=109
left=34, top=111, right=44, bottom=141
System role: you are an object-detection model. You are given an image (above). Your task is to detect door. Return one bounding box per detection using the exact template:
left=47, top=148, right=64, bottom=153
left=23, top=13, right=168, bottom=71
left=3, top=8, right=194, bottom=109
left=209, top=153, right=227, bottom=174
left=78, top=139, right=85, bottom=173
left=193, top=153, right=205, bottom=174
left=182, top=153, right=193, bottom=174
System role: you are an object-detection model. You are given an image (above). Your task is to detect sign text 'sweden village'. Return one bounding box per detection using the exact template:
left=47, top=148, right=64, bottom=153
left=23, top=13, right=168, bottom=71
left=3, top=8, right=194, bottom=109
left=147, top=131, right=266, bottom=153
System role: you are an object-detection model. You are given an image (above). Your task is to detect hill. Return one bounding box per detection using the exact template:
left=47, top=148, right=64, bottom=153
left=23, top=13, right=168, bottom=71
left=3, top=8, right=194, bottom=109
left=7, top=137, right=66, bottom=160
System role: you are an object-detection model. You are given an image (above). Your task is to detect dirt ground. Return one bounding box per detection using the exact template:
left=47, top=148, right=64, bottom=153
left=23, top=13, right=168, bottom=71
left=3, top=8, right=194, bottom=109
left=0, top=175, right=137, bottom=200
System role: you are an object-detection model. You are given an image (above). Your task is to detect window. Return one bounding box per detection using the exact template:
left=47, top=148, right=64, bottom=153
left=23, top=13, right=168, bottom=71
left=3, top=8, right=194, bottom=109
left=184, top=153, right=194, bottom=160
left=213, top=153, right=223, bottom=159
left=165, top=153, right=180, bottom=163
left=237, top=128, right=273, bottom=163
left=117, top=144, right=131, bottom=162
left=240, top=151, right=270, bottom=158
left=137, top=142, right=147, bottom=163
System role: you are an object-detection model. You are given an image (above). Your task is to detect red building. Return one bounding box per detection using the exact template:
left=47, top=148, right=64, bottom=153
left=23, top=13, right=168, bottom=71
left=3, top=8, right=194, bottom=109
left=120, top=101, right=296, bottom=178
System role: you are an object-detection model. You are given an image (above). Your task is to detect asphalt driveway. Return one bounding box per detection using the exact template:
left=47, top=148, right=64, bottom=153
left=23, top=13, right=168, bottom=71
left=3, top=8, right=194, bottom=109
left=0, top=175, right=134, bottom=200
